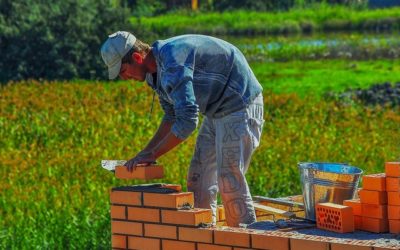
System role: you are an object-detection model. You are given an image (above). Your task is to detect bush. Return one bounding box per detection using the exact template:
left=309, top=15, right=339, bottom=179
left=0, top=0, right=131, bottom=83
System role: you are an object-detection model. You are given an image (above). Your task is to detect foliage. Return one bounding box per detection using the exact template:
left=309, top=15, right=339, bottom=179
left=131, top=5, right=400, bottom=37
left=337, top=82, right=400, bottom=107
left=232, top=33, right=400, bottom=62
left=251, top=59, right=400, bottom=97
left=1, top=60, right=399, bottom=247
left=0, top=0, right=130, bottom=83
left=212, top=0, right=295, bottom=11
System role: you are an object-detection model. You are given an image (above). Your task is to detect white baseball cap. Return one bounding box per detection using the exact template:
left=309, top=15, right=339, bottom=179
left=100, top=31, right=137, bottom=80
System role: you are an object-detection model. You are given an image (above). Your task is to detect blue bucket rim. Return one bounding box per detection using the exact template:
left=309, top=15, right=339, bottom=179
left=298, top=162, right=363, bottom=175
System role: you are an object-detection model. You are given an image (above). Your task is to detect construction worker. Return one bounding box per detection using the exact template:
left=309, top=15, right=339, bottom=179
left=100, top=31, right=264, bottom=227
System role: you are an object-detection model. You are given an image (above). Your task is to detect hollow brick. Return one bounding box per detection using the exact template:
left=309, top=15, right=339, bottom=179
left=316, top=203, right=354, bottom=233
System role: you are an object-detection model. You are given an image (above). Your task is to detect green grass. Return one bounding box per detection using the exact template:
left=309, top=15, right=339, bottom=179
left=232, top=33, right=400, bottom=61
left=1, top=59, right=399, bottom=248
left=132, top=5, right=400, bottom=37
left=252, top=59, right=400, bottom=97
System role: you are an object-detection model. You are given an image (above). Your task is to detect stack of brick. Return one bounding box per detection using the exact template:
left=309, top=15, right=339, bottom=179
left=110, top=184, right=297, bottom=250
left=385, top=162, right=400, bottom=233
left=356, top=172, right=389, bottom=233
left=110, top=184, right=215, bottom=249
left=344, top=162, right=400, bottom=233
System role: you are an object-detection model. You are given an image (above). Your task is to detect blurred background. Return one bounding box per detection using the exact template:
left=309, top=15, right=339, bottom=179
left=1, top=0, right=399, bottom=248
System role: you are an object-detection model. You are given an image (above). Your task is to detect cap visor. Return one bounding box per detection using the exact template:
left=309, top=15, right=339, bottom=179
left=108, top=61, right=121, bottom=80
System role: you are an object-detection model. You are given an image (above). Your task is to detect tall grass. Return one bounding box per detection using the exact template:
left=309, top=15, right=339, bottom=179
left=1, top=61, right=399, bottom=247
left=132, top=5, right=400, bottom=37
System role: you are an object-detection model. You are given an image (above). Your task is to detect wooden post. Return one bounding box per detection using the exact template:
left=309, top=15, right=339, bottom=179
left=192, top=0, right=198, bottom=10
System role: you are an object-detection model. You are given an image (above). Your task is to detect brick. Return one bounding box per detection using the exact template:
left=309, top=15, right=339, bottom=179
left=354, top=215, right=362, bottom=230
left=143, top=192, right=194, bottom=208
left=361, top=204, right=388, bottom=219
left=162, top=184, right=182, bottom=192
left=389, top=219, right=400, bottom=234
left=387, top=191, right=400, bottom=205
left=330, top=242, right=372, bottom=250
left=361, top=217, right=388, bottom=233
left=290, top=238, right=329, bottom=250
left=385, top=162, right=400, bottom=177
left=144, top=223, right=177, bottom=239
left=111, top=205, right=126, bottom=219
left=388, top=205, right=400, bottom=219
left=111, top=220, right=142, bottom=236
left=316, top=203, right=354, bottom=233
left=359, top=190, right=387, bottom=204
left=214, top=227, right=250, bottom=247
left=162, top=239, right=196, bottom=250
left=128, top=236, right=160, bottom=250
left=197, top=244, right=232, bottom=250
left=251, top=232, right=290, bottom=250
left=233, top=248, right=252, bottom=250
left=343, top=199, right=362, bottom=216
left=110, top=190, right=142, bottom=206
left=178, top=227, right=213, bottom=243
left=161, top=208, right=212, bottom=226
left=115, top=165, right=164, bottom=180
left=112, top=234, right=127, bottom=249
left=386, top=177, right=400, bottom=191
left=128, top=207, right=160, bottom=223
left=362, top=173, right=386, bottom=191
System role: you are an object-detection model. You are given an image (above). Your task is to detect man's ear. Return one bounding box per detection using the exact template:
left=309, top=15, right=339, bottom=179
left=132, top=52, right=143, bottom=64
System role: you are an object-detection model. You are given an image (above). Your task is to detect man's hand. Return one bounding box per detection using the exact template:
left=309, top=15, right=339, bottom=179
left=124, top=151, right=156, bottom=172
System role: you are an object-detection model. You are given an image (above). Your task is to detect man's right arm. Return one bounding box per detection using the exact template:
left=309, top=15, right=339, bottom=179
left=142, top=119, right=173, bottom=152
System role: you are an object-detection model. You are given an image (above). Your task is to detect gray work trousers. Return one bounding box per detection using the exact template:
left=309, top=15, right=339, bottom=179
left=187, top=94, right=264, bottom=227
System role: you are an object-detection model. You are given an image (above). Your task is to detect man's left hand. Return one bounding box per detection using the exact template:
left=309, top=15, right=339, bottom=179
left=124, top=151, right=157, bottom=172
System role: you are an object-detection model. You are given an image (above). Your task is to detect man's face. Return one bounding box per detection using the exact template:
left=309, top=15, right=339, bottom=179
left=119, top=53, right=146, bottom=81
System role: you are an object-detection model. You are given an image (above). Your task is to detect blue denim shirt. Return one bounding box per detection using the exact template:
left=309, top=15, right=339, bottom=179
left=145, top=34, right=263, bottom=140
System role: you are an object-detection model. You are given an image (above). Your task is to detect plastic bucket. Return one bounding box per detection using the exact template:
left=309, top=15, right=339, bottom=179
left=298, top=162, right=363, bottom=221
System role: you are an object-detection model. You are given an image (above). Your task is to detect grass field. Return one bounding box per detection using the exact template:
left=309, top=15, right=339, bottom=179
left=1, top=59, right=399, bottom=248
left=132, top=5, right=400, bottom=37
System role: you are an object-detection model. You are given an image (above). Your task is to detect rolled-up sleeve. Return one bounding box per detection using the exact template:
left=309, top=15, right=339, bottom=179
left=161, top=64, right=199, bottom=140
left=159, top=97, right=176, bottom=122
